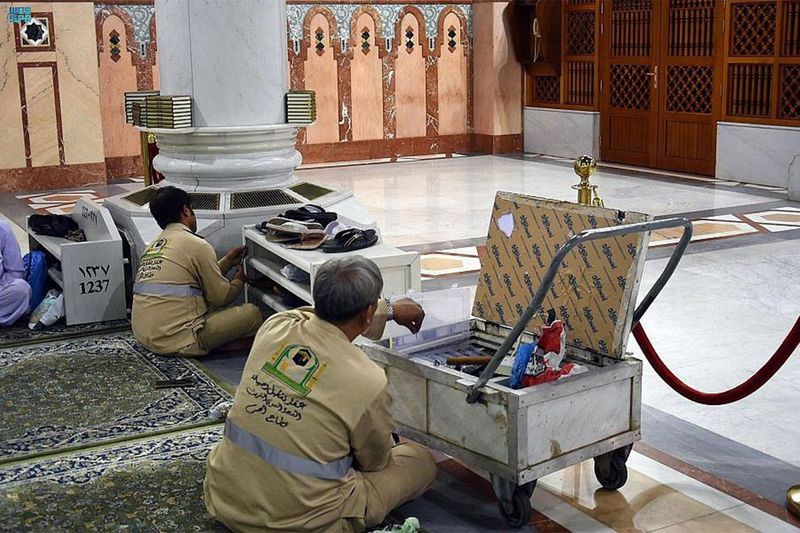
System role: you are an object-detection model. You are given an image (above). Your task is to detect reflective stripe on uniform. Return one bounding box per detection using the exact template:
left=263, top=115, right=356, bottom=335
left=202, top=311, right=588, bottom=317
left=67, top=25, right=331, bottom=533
left=133, top=282, right=203, bottom=297
left=224, top=418, right=353, bottom=480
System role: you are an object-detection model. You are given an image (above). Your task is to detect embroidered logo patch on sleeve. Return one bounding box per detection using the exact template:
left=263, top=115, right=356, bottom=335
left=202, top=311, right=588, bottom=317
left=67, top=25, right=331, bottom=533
left=262, top=345, right=327, bottom=397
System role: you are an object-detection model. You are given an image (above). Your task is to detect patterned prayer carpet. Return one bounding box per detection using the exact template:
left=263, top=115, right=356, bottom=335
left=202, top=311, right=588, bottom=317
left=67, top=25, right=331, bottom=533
left=0, top=426, right=227, bottom=532
left=0, top=333, right=231, bottom=464
left=0, top=318, right=131, bottom=349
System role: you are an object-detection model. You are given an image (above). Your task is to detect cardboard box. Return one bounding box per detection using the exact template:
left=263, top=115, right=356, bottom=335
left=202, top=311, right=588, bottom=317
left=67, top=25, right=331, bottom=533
left=473, top=192, right=651, bottom=359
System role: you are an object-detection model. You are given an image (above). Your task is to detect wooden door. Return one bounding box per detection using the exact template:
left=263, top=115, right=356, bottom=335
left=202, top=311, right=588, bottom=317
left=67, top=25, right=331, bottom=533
left=655, top=0, right=721, bottom=175
left=601, top=0, right=722, bottom=175
left=600, top=0, right=661, bottom=168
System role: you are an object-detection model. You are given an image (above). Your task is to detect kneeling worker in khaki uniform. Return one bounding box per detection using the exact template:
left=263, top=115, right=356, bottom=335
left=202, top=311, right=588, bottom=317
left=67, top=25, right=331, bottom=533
left=204, top=256, right=436, bottom=532
left=132, top=186, right=262, bottom=356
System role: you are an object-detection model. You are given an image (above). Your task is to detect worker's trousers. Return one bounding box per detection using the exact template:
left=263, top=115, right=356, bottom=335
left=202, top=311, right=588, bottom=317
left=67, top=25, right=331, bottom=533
left=343, top=441, right=437, bottom=532
left=177, top=303, right=262, bottom=356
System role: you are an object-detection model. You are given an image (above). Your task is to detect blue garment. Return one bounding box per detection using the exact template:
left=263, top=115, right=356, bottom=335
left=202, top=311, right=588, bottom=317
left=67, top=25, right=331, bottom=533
left=23, top=250, right=47, bottom=312
left=0, top=221, right=31, bottom=325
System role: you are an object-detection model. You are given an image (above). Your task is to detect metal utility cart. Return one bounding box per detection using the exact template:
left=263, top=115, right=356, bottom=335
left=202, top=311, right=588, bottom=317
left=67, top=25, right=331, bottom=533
left=360, top=193, right=691, bottom=527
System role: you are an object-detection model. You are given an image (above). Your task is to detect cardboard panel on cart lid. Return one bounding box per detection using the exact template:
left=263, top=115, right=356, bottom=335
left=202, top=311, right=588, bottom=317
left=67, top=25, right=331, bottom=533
left=472, top=192, right=652, bottom=360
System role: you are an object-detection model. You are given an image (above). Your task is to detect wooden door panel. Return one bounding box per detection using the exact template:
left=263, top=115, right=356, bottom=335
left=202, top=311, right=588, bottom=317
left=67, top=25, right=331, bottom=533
left=608, top=116, right=649, bottom=154
left=601, top=0, right=722, bottom=175
left=663, top=120, right=713, bottom=160
left=601, top=0, right=659, bottom=167
left=656, top=0, right=720, bottom=175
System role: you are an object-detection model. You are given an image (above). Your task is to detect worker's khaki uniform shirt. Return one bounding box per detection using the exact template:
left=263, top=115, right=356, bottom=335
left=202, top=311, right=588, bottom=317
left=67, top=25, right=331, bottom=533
left=131, top=223, right=242, bottom=353
left=204, top=303, right=392, bottom=533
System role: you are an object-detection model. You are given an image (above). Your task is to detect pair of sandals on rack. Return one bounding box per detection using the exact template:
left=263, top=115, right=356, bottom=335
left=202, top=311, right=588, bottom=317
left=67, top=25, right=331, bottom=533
left=257, top=204, right=378, bottom=253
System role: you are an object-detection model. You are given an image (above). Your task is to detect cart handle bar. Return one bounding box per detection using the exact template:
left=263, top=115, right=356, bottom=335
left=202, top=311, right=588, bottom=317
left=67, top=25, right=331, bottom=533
left=465, top=217, right=693, bottom=404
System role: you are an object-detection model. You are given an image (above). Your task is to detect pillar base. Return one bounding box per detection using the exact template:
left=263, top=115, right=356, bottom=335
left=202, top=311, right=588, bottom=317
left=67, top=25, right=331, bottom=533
left=150, top=124, right=302, bottom=191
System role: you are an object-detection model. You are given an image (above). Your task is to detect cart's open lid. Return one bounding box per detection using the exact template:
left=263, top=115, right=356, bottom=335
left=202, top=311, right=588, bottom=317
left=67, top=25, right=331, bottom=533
left=472, top=192, right=652, bottom=360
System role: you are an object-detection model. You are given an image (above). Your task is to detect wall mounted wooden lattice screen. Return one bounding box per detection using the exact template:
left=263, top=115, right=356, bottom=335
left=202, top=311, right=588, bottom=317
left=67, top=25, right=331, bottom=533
left=527, top=0, right=600, bottom=109
left=723, top=0, right=800, bottom=125
left=524, top=0, right=800, bottom=129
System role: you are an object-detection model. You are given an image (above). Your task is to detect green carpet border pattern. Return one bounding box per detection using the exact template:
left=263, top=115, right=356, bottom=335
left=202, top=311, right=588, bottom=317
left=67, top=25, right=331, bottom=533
left=0, top=319, right=131, bottom=349
left=0, top=333, right=231, bottom=465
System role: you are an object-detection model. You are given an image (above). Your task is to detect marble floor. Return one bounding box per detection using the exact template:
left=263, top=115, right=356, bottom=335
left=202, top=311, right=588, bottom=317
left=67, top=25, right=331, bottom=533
left=4, top=154, right=799, bottom=532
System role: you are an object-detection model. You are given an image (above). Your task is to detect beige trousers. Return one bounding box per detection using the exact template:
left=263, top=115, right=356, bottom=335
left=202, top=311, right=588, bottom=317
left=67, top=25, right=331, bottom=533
left=345, top=441, right=437, bottom=532
left=178, top=303, right=262, bottom=356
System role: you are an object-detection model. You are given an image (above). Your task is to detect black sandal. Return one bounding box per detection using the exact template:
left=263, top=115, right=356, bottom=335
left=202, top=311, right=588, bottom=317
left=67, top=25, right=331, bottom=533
left=282, top=204, right=338, bottom=226
left=322, top=228, right=378, bottom=253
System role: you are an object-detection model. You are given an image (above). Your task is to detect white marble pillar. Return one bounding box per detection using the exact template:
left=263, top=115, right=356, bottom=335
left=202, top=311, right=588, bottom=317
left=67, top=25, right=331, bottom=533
left=152, top=0, right=300, bottom=190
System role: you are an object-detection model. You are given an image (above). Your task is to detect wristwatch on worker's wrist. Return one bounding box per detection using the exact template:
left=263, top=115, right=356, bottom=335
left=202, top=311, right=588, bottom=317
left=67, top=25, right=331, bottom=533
left=384, top=297, right=394, bottom=321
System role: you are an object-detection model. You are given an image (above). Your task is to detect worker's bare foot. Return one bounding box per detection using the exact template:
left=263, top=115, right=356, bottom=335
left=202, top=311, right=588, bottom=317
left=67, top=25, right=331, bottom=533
left=217, top=336, right=254, bottom=353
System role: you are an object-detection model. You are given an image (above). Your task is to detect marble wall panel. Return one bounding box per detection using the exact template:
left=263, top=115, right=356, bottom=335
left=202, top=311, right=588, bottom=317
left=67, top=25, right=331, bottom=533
left=22, top=66, right=61, bottom=167
left=287, top=2, right=479, bottom=156
left=523, top=107, right=599, bottom=159
left=395, top=12, right=426, bottom=139
left=0, top=22, right=25, bottom=169
left=98, top=14, right=138, bottom=160
left=437, top=11, right=468, bottom=135
left=473, top=2, right=521, bottom=136
left=350, top=12, right=384, bottom=141
left=716, top=122, right=800, bottom=188
left=53, top=2, right=104, bottom=165
left=304, top=13, right=340, bottom=144
left=2, top=2, right=526, bottom=185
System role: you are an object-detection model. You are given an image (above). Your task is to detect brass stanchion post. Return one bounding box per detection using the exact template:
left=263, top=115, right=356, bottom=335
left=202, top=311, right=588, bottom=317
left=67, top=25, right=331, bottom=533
left=572, top=155, right=604, bottom=207
left=140, top=130, right=152, bottom=187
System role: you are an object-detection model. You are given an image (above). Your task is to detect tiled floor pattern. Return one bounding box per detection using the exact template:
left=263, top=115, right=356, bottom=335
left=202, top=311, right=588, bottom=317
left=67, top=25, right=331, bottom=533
left=13, top=178, right=142, bottom=216
left=435, top=447, right=799, bottom=532
left=529, top=450, right=799, bottom=532
left=16, top=190, right=107, bottom=215
left=650, top=208, right=800, bottom=247
left=419, top=208, right=800, bottom=279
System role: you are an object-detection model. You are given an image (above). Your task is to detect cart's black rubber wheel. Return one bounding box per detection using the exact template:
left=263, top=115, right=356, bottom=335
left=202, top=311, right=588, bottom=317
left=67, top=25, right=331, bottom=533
left=594, top=445, right=632, bottom=490
left=498, top=487, right=532, bottom=528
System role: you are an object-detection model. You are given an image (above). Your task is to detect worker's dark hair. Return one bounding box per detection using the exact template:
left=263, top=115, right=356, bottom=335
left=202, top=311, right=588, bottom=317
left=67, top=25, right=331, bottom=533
left=313, top=256, right=383, bottom=325
left=149, top=186, right=192, bottom=229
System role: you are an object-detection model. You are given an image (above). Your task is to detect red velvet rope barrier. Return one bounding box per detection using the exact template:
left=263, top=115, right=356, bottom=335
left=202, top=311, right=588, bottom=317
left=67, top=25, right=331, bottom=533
left=632, top=318, right=800, bottom=405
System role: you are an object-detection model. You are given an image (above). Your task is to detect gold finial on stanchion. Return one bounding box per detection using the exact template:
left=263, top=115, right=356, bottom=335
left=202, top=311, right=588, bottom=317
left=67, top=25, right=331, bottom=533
left=140, top=131, right=153, bottom=187
left=572, top=155, right=604, bottom=207
left=789, top=485, right=800, bottom=518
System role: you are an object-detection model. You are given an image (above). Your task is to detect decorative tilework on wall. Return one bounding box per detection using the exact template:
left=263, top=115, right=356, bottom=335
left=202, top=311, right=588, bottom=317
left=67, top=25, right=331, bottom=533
left=94, top=3, right=155, bottom=58
left=286, top=4, right=472, bottom=53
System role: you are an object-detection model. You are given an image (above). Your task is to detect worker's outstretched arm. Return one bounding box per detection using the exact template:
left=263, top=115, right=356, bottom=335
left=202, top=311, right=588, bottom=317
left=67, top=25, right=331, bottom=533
left=363, top=298, right=426, bottom=340
left=192, top=241, right=242, bottom=308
